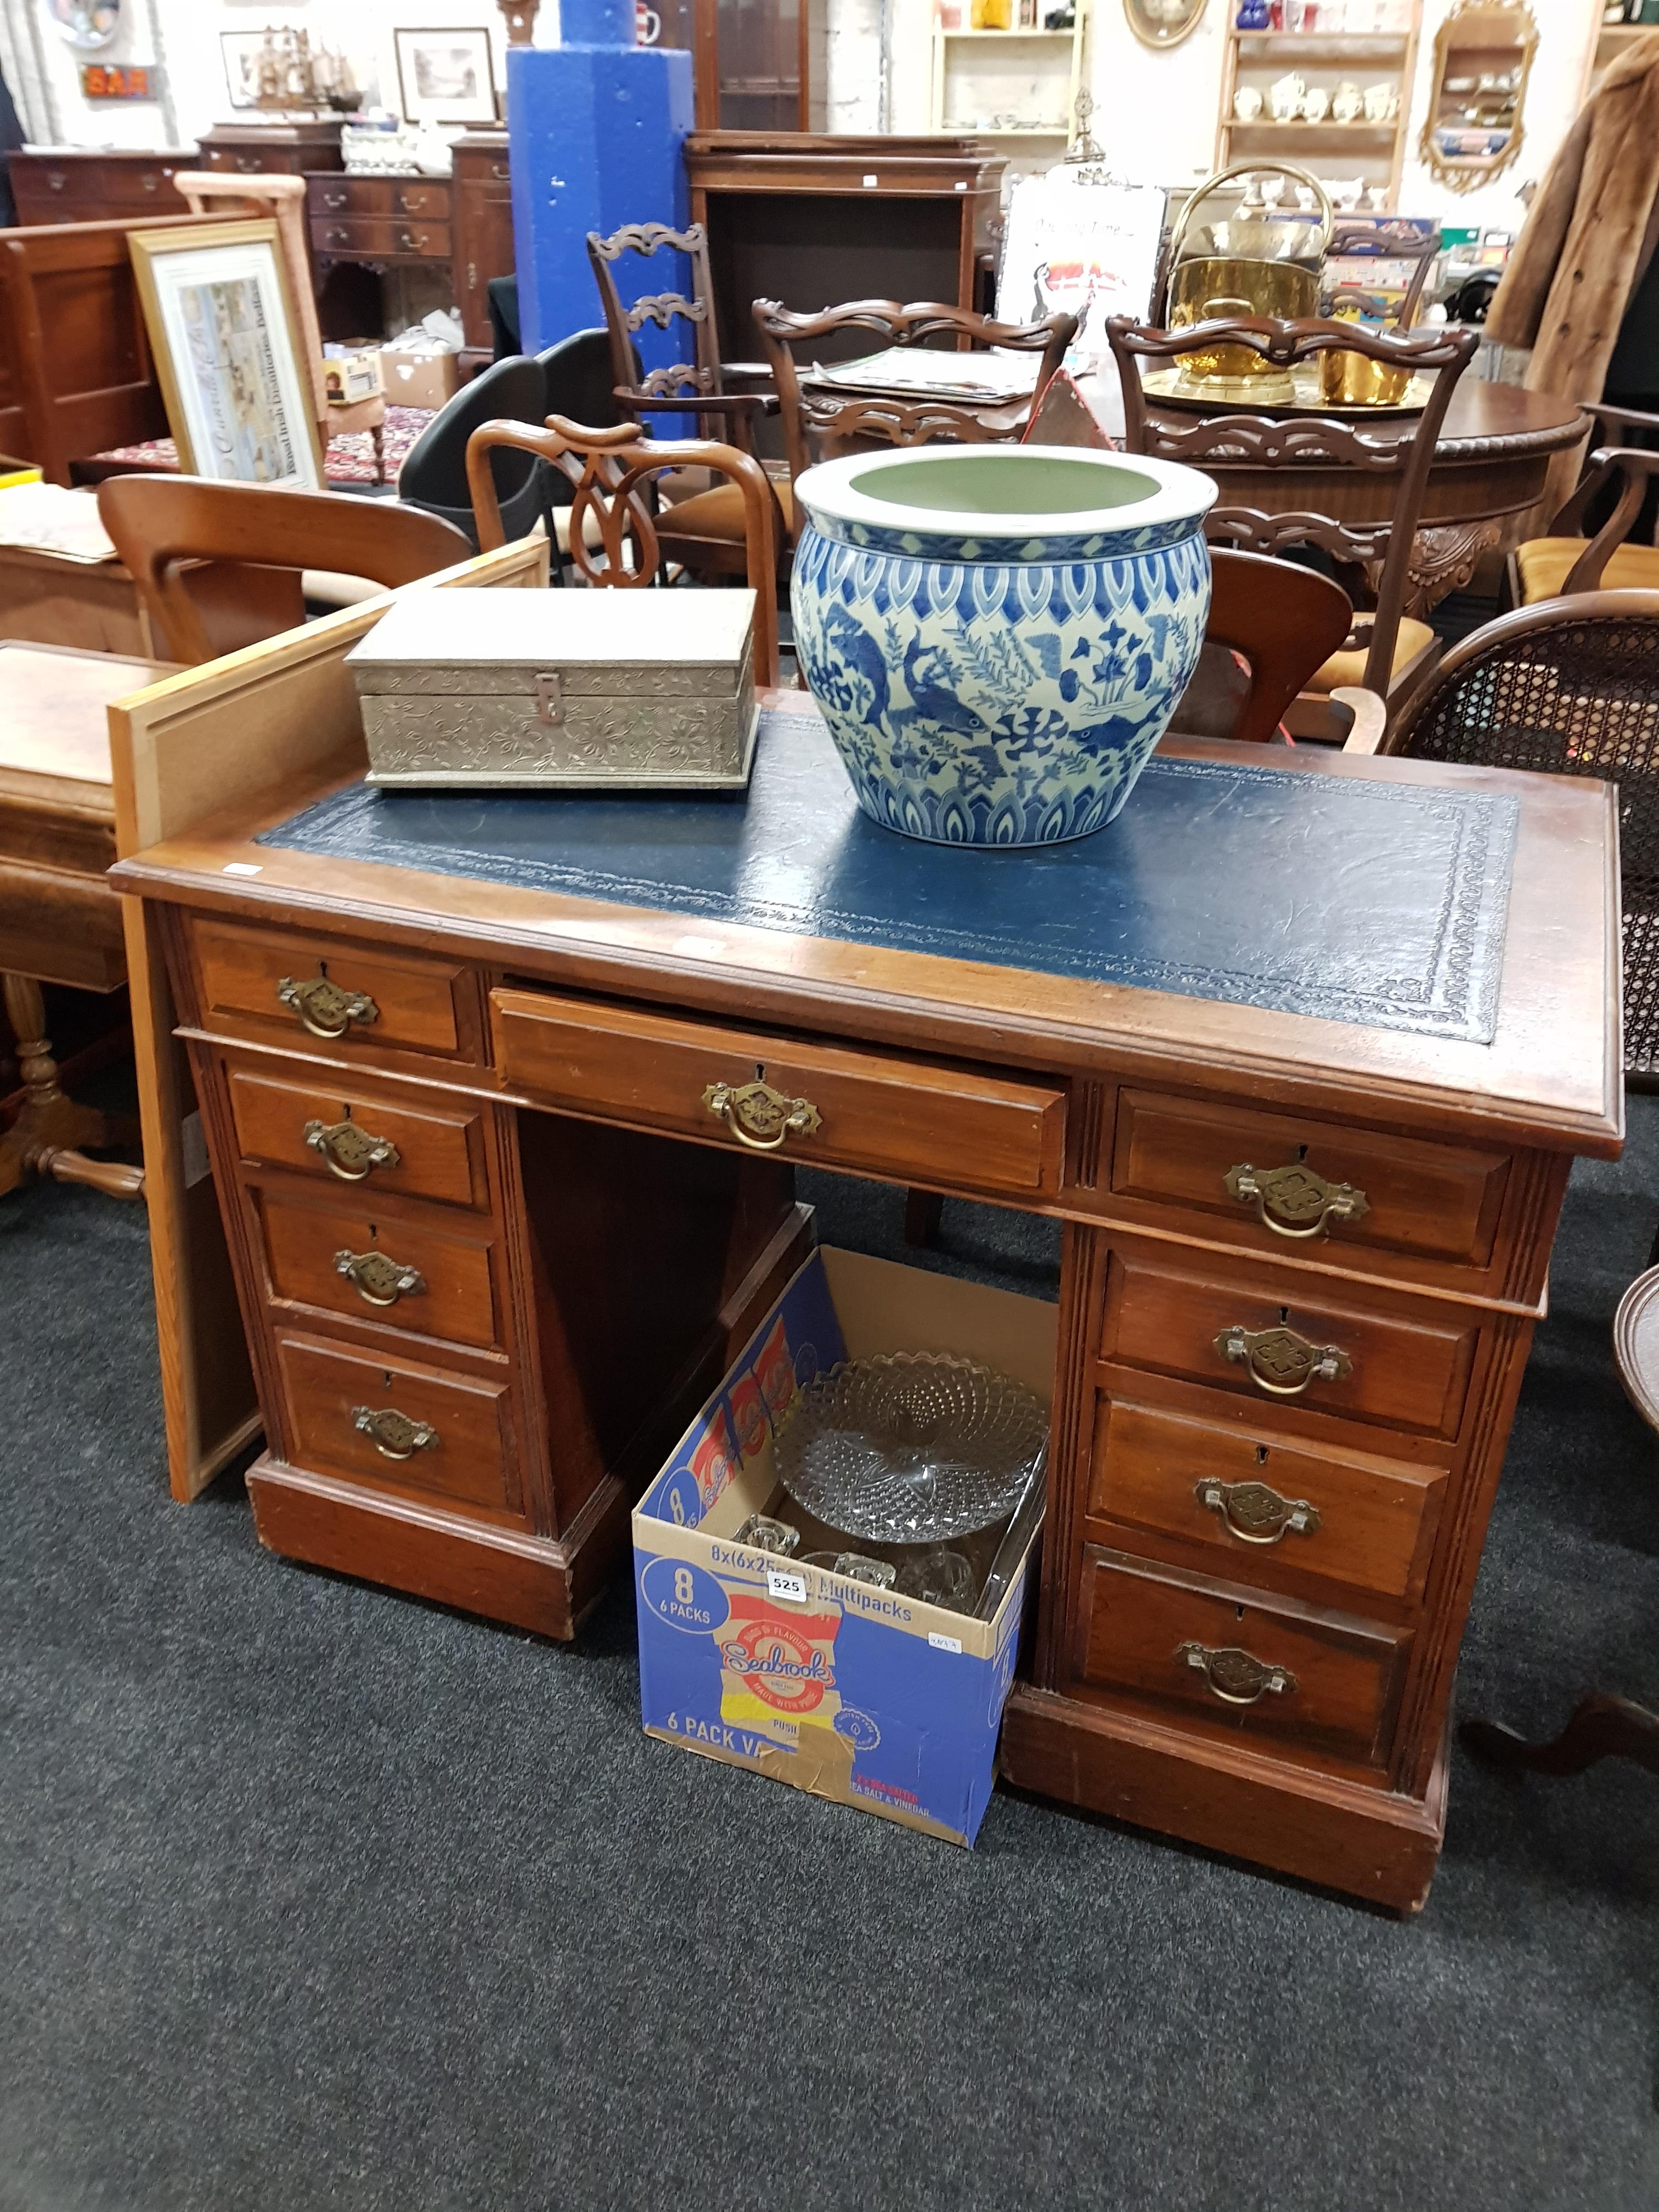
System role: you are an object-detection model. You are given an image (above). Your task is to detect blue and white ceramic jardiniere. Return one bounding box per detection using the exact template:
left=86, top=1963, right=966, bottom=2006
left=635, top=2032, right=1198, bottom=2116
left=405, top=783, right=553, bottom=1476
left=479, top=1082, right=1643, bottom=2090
left=790, top=445, right=1217, bottom=846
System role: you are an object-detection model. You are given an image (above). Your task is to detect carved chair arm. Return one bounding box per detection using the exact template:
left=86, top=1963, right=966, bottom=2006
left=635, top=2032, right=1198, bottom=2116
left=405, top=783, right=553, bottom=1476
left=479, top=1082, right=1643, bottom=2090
left=1331, top=685, right=1387, bottom=754
left=1550, top=444, right=1659, bottom=593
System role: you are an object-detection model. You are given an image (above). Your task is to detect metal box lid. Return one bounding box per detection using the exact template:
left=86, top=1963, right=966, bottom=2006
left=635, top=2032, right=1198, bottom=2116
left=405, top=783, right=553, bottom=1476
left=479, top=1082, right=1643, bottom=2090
left=347, top=587, right=757, bottom=698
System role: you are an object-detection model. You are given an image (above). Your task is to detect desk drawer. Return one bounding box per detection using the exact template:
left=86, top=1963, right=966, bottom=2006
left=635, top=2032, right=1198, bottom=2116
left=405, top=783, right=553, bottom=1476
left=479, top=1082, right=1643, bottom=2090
left=194, top=919, right=479, bottom=1061
left=1075, top=1546, right=1409, bottom=1767
left=276, top=1332, right=516, bottom=1512
left=227, top=1066, right=488, bottom=1208
left=311, top=215, right=452, bottom=260
left=256, top=1188, right=504, bottom=1352
left=493, top=988, right=1066, bottom=1198
left=1101, top=1249, right=1479, bottom=1441
left=1086, top=1399, right=1447, bottom=1606
left=1111, top=1089, right=1511, bottom=1268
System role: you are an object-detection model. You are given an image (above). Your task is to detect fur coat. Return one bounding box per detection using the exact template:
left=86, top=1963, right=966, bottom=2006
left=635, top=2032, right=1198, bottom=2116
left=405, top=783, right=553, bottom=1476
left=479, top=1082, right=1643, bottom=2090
left=1487, top=32, right=1659, bottom=517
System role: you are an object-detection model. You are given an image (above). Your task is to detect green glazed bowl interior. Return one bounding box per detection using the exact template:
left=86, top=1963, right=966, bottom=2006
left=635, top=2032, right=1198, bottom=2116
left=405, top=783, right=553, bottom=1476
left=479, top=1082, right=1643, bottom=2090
left=847, top=452, right=1161, bottom=517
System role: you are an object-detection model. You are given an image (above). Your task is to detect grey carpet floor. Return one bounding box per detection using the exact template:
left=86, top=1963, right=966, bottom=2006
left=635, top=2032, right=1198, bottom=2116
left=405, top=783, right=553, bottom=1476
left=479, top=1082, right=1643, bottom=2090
left=1, top=1108, right=1655, bottom=2212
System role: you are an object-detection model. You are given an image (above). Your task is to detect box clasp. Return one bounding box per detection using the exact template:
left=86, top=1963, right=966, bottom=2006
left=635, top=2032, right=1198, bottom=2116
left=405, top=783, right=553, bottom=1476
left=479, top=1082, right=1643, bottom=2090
left=533, top=671, right=565, bottom=727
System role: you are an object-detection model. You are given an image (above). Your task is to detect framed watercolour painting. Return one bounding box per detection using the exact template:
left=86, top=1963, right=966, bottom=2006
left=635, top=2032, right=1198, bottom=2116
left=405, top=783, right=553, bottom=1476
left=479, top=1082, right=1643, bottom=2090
left=393, top=26, right=496, bottom=124
left=128, top=221, right=326, bottom=491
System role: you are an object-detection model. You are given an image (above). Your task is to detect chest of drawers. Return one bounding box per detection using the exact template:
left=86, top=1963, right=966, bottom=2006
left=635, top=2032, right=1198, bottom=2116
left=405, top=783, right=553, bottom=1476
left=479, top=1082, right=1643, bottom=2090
left=112, top=709, right=1621, bottom=1909
left=7, top=148, right=198, bottom=225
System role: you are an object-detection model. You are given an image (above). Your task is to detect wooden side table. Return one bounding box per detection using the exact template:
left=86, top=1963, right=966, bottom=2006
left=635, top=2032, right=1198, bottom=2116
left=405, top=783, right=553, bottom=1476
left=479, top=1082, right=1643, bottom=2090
left=0, top=642, right=169, bottom=1201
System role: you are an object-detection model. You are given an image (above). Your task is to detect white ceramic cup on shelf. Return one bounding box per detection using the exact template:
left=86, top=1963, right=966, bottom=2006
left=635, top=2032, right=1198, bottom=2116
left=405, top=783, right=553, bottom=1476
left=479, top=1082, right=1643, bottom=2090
left=1234, top=84, right=1265, bottom=120
left=1269, top=71, right=1306, bottom=121
left=1300, top=85, right=1331, bottom=122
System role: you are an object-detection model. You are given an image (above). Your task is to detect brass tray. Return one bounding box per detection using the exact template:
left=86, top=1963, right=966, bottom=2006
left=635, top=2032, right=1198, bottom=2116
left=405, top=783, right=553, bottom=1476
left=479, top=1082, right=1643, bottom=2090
left=1142, top=364, right=1432, bottom=417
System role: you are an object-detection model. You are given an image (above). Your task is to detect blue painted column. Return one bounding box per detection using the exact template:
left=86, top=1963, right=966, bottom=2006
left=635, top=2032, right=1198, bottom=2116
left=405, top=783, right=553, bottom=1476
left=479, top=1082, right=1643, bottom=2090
left=507, top=0, right=694, bottom=363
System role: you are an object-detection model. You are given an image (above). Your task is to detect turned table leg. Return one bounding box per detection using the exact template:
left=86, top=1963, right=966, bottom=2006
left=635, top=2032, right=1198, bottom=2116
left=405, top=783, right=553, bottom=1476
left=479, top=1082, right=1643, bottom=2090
left=0, top=974, right=145, bottom=1202
left=1460, top=1692, right=1659, bottom=1780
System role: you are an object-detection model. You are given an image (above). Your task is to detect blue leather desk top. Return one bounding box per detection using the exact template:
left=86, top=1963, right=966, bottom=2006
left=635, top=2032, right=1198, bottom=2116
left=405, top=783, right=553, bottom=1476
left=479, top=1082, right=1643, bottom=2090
left=258, top=706, right=1518, bottom=1044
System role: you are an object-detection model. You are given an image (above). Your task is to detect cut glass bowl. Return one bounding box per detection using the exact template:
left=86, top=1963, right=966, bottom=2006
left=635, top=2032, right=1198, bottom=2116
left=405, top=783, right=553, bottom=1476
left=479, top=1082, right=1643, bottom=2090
left=774, top=1353, right=1048, bottom=1545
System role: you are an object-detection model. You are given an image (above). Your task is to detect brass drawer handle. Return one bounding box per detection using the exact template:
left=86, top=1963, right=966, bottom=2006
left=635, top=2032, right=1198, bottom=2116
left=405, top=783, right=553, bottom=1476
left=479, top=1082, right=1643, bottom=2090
left=1215, top=1322, right=1352, bottom=1399
left=1196, top=1477, right=1321, bottom=1546
left=352, top=1405, right=437, bottom=1460
left=702, top=1077, right=822, bottom=1154
left=277, top=973, right=379, bottom=1039
left=1224, top=1160, right=1369, bottom=1241
left=1178, top=1641, right=1297, bottom=1707
left=303, top=1118, right=400, bottom=1181
left=334, top=1248, right=427, bottom=1307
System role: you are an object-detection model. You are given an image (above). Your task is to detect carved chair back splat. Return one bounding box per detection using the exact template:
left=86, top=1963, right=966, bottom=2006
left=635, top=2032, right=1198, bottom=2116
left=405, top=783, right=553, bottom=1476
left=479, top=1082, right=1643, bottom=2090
left=465, top=414, right=781, bottom=686
left=753, top=296, right=1077, bottom=515
left=586, top=221, right=766, bottom=451
left=1105, top=314, right=1479, bottom=699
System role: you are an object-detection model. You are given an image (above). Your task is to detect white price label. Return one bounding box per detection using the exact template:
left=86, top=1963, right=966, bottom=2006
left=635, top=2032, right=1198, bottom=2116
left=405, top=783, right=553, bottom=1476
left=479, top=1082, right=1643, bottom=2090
left=766, top=1567, right=808, bottom=1604
left=222, top=861, right=262, bottom=877
left=928, top=1630, right=963, bottom=1655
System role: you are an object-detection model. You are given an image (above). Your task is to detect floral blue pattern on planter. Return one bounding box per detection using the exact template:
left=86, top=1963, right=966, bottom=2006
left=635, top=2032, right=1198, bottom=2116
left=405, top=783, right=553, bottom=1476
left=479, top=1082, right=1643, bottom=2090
left=791, top=447, right=1216, bottom=847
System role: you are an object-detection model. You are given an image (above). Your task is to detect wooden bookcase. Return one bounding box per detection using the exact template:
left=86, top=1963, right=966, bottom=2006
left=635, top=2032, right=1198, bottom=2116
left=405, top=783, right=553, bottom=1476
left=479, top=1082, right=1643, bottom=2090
left=1581, top=15, right=1653, bottom=100
left=929, top=10, right=1090, bottom=154
left=1215, top=9, right=1424, bottom=212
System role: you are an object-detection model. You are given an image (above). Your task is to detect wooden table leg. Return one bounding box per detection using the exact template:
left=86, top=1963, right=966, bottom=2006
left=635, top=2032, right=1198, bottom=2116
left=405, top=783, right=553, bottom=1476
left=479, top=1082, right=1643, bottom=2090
left=0, top=973, right=145, bottom=1201
left=1460, top=1692, right=1659, bottom=1780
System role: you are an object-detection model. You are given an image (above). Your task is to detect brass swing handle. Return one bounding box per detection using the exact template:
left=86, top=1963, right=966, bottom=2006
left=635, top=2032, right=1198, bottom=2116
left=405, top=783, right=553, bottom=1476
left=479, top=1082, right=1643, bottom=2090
left=1224, top=1160, right=1369, bottom=1240
left=1215, top=1322, right=1353, bottom=1399
left=303, top=1119, right=401, bottom=1182
left=1196, top=1476, right=1322, bottom=1546
left=277, top=973, right=380, bottom=1040
left=334, top=1249, right=427, bottom=1308
left=702, top=1078, right=822, bottom=1154
left=352, top=1405, right=438, bottom=1460
left=1178, top=1641, right=1297, bottom=1708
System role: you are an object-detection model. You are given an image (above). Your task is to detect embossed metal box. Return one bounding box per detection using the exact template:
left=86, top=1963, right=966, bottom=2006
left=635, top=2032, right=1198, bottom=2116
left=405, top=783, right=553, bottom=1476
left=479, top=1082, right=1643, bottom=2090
left=347, top=587, right=760, bottom=790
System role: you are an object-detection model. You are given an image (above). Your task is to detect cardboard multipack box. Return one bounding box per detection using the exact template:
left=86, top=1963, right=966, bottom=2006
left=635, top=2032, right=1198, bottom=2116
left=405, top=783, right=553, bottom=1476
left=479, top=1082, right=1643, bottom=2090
left=324, top=347, right=385, bottom=407
left=379, top=348, right=459, bottom=411
left=633, top=1245, right=1053, bottom=1846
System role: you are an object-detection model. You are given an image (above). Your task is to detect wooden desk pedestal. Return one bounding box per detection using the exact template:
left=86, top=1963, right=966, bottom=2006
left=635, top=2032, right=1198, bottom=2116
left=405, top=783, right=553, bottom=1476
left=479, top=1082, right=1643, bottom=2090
left=115, top=719, right=1620, bottom=1910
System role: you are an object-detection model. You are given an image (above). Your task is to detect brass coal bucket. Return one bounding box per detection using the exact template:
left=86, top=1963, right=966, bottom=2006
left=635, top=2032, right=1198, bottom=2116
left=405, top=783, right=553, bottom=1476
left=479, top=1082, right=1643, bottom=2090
left=1162, top=162, right=1333, bottom=404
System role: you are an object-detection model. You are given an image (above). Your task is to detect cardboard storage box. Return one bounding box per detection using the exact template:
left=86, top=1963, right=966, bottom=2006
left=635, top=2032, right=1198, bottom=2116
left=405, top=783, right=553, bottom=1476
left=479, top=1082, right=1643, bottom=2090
left=379, top=348, right=459, bottom=410
left=324, top=348, right=385, bottom=406
left=634, top=1245, right=1053, bottom=1846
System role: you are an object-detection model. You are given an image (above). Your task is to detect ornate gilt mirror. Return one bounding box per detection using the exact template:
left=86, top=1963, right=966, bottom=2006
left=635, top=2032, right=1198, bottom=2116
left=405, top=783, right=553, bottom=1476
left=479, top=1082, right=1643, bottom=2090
left=1419, top=0, right=1538, bottom=192
left=1124, top=0, right=1207, bottom=50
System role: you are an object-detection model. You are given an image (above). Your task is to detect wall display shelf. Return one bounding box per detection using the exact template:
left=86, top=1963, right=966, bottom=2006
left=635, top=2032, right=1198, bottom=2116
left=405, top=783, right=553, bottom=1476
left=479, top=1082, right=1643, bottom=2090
left=1581, top=15, right=1657, bottom=100
left=1216, top=8, right=1423, bottom=211
left=930, top=13, right=1090, bottom=146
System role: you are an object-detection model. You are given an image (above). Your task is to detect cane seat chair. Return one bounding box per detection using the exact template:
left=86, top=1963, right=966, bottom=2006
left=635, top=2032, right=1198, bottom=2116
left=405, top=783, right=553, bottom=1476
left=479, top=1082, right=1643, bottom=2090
left=1382, top=590, right=1659, bottom=1078
left=1508, top=403, right=1659, bottom=605
left=465, top=414, right=781, bottom=687
left=752, top=298, right=1077, bottom=550
left=1105, top=313, right=1479, bottom=707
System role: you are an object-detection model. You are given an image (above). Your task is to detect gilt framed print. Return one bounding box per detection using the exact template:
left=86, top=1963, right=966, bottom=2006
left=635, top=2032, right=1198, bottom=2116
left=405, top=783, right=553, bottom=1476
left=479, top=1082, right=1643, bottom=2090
left=393, top=26, right=497, bottom=124
left=1122, top=0, right=1205, bottom=46
left=128, top=222, right=325, bottom=491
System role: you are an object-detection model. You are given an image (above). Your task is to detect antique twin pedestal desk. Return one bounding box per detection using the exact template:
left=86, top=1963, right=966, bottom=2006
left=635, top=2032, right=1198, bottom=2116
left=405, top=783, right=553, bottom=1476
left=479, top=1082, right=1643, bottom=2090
left=113, top=696, right=1621, bottom=1911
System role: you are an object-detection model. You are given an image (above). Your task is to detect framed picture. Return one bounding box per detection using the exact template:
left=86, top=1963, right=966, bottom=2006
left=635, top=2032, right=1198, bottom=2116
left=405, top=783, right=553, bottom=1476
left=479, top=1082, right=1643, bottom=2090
left=128, top=221, right=326, bottom=492
left=393, top=26, right=496, bottom=124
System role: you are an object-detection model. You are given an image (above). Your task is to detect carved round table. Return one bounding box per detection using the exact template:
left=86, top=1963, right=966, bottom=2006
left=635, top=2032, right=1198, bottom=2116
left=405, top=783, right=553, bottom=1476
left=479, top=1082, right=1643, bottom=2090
left=1027, top=371, right=1589, bottom=606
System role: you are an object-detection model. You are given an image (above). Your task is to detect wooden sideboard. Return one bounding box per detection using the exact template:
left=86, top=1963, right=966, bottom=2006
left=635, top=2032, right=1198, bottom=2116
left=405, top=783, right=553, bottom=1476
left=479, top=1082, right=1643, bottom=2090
left=198, top=120, right=346, bottom=177
left=684, top=132, right=1006, bottom=360
left=305, top=131, right=513, bottom=366
left=112, top=690, right=1621, bottom=1911
left=7, top=148, right=199, bottom=226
